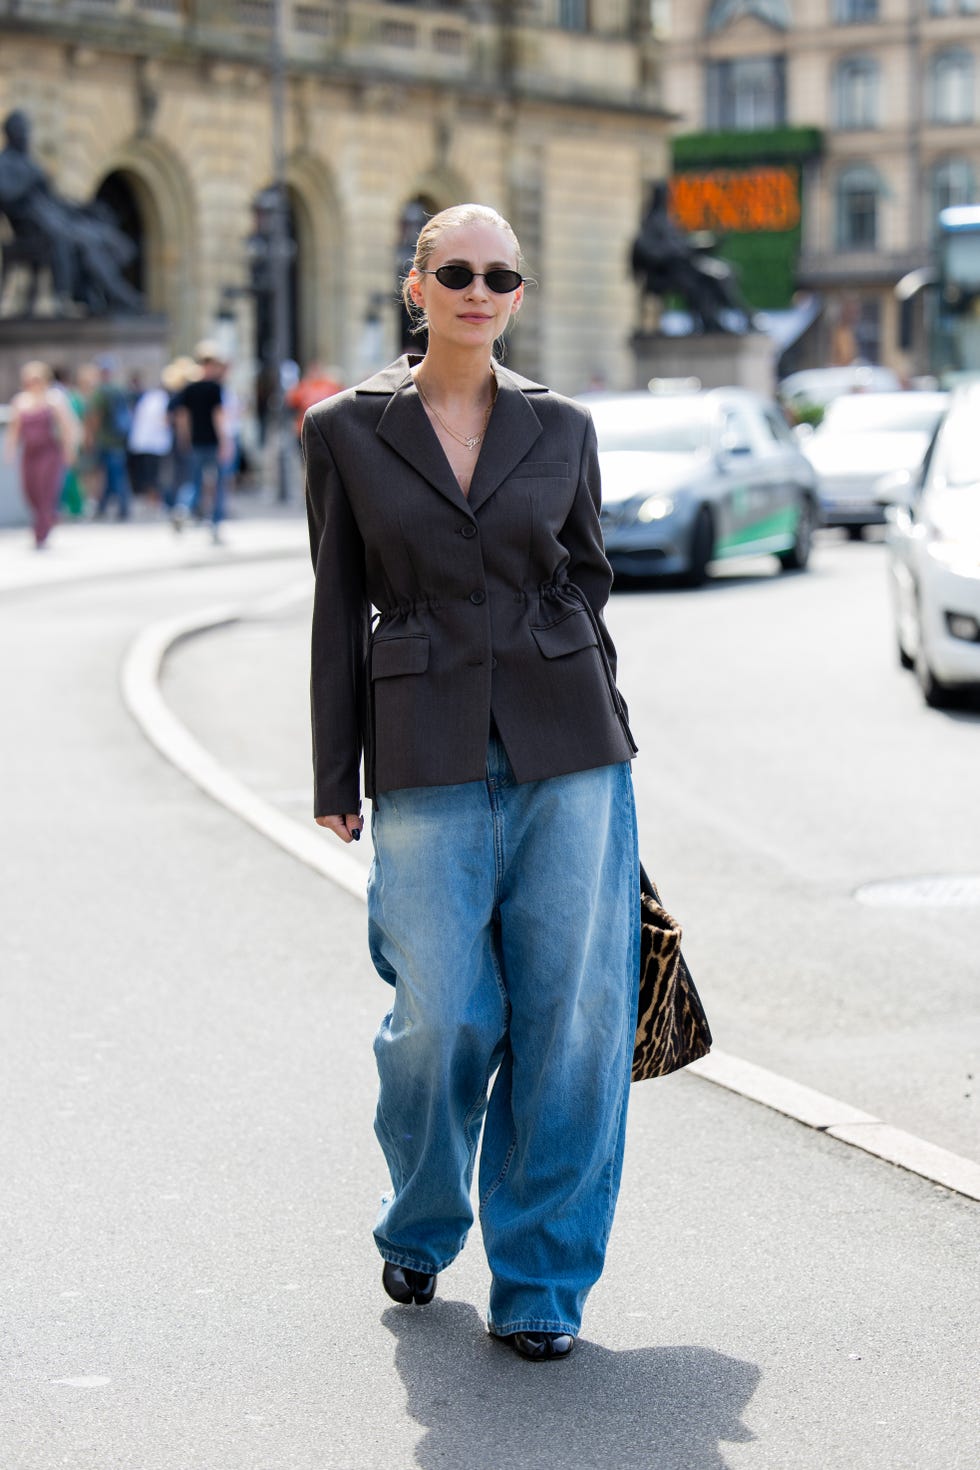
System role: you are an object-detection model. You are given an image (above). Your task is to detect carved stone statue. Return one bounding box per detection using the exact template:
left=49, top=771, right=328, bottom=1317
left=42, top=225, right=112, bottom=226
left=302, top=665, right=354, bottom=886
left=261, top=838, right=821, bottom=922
left=0, top=109, right=143, bottom=316
left=631, top=181, right=753, bottom=336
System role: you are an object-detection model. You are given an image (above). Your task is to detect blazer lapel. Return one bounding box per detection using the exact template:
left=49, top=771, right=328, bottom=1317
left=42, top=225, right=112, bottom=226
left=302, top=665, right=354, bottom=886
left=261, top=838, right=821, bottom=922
left=373, top=360, right=471, bottom=513
left=466, top=367, right=545, bottom=514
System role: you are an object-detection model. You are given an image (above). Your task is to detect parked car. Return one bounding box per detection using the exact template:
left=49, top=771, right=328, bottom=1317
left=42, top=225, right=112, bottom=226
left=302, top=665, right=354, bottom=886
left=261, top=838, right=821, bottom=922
left=801, top=390, right=948, bottom=539
left=778, top=364, right=902, bottom=420
left=881, top=383, right=980, bottom=707
left=582, top=388, right=819, bottom=585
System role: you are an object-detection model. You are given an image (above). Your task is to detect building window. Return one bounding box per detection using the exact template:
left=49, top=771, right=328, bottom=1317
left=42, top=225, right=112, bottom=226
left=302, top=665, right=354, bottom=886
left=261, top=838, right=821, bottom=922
left=837, top=165, right=880, bottom=250
left=834, top=55, right=879, bottom=129
left=706, top=56, right=786, bottom=130
left=928, top=1, right=979, bottom=15
left=558, top=0, right=588, bottom=30
left=931, top=157, right=975, bottom=214
left=834, top=0, right=877, bottom=21
left=855, top=298, right=881, bottom=363
left=706, top=0, right=790, bottom=30
left=928, top=49, right=975, bottom=124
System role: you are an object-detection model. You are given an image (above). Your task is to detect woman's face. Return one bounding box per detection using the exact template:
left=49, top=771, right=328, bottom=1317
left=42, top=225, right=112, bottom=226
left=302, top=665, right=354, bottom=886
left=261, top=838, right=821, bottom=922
left=411, top=221, right=523, bottom=352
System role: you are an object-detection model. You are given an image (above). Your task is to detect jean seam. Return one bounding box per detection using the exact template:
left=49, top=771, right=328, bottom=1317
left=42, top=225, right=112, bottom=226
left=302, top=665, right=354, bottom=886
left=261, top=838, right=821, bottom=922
left=479, top=1133, right=517, bottom=1212
left=600, top=767, right=639, bottom=1242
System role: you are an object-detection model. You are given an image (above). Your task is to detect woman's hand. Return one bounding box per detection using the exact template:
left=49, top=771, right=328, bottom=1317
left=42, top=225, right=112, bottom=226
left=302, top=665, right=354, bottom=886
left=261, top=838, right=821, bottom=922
left=315, top=813, right=364, bottom=843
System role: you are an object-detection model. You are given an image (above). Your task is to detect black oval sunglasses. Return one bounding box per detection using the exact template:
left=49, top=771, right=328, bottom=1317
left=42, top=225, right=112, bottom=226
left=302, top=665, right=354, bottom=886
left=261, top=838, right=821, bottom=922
left=422, top=265, right=524, bottom=294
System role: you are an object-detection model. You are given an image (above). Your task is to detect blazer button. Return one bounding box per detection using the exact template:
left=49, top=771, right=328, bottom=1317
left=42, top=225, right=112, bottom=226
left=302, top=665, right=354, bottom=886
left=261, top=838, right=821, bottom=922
left=469, top=590, right=486, bottom=605
left=460, top=525, right=477, bottom=539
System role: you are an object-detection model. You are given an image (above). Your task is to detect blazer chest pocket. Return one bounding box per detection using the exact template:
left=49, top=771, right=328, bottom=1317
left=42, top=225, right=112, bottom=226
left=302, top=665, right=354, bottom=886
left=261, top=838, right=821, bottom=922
left=508, top=461, right=569, bottom=480
left=530, top=609, right=597, bottom=659
left=371, top=634, right=429, bottom=679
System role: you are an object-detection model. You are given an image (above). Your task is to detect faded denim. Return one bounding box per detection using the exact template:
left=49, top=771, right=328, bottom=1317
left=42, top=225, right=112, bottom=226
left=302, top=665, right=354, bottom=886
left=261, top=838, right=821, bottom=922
left=367, top=734, right=639, bottom=1338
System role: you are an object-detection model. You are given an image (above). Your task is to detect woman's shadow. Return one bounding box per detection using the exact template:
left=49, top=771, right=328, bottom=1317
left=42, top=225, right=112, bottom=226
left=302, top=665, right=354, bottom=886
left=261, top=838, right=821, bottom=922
left=384, top=1300, right=759, bottom=1470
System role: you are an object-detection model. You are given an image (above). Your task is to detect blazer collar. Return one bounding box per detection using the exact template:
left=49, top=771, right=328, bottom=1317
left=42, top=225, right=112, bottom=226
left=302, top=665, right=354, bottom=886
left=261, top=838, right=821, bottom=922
left=369, top=355, right=547, bottom=514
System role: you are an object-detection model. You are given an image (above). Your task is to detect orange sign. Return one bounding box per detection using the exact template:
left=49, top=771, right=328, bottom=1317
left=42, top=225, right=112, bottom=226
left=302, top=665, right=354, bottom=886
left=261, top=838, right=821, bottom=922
left=670, top=167, right=800, bottom=234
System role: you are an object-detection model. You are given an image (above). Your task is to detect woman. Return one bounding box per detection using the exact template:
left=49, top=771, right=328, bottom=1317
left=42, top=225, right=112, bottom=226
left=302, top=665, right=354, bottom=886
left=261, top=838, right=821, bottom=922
left=126, top=369, right=173, bottom=505
left=304, top=204, right=639, bottom=1361
left=5, top=359, right=77, bottom=548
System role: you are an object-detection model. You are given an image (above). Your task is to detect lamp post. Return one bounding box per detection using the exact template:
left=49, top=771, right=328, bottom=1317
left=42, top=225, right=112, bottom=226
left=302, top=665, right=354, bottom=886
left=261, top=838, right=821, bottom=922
left=269, top=0, right=292, bottom=503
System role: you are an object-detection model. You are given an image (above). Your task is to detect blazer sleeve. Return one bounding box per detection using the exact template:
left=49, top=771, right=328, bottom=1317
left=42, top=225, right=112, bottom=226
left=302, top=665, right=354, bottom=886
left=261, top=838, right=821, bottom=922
left=560, top=411, right=619, bottom=681
left=303, top=409, right=370, bottom=816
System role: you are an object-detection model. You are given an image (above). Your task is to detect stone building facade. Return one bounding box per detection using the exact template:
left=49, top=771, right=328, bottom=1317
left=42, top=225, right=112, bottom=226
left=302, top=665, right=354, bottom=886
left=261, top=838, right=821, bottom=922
left=662, top=0, right=980, bottom=375
left=0, top=0, right=672, bottom=396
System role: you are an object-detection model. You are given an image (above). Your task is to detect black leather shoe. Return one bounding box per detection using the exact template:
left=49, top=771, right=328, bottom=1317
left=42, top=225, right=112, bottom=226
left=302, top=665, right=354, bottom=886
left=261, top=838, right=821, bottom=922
left=382, top=1261, right=437, bottom=1306
left=497, top=1330, right=575, bottom=1361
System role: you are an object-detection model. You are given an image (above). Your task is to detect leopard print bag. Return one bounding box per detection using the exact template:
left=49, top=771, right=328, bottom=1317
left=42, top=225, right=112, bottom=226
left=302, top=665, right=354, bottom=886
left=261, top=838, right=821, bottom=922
left=632, top=865, right=712, bottom=1082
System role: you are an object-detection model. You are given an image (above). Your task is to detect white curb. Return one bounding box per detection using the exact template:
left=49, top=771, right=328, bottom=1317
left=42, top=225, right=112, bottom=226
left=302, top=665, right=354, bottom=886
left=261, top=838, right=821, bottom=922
left=122, top=596, right=980, bottom=1206
left=120, top=590, right=367, bottom=903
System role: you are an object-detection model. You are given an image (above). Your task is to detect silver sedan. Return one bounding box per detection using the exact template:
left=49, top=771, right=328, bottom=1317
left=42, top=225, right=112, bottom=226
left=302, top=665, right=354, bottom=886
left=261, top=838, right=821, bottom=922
left=584, top=388, right=819, bottom=585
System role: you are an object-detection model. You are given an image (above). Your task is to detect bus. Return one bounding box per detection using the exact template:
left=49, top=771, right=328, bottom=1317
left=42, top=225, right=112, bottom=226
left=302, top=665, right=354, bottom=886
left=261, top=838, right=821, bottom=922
left=898, top=205, right=980, bottom=381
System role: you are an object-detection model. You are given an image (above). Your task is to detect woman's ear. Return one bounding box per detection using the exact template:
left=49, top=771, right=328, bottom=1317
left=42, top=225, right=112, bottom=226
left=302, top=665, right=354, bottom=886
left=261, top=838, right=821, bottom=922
left=407, top=268, right=425, bottom=308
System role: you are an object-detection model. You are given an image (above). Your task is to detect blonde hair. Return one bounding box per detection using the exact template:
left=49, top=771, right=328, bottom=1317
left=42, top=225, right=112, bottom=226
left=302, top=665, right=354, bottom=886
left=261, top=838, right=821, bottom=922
left=21, top=359, right=52, bottom=389
left=161, top=355, right=200, bottom=393
left=401, top=203, right=523, bottom=336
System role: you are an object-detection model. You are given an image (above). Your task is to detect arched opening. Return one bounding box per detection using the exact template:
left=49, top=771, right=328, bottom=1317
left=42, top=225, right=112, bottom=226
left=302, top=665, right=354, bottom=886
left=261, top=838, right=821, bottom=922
left=396, top=194, right=439, bottom=352
left=285, top=152, right=346, bottom=378
left=94, top=170, right=145, bottom=296
left=248, top=185, right=301, bottom=439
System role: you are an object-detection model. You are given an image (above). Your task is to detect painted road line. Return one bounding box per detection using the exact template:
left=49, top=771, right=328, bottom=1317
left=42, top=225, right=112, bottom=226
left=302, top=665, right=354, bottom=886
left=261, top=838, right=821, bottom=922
left=687, top=1052, right=980, bottom=1201
left=122, top=596, right=980, bottom=1207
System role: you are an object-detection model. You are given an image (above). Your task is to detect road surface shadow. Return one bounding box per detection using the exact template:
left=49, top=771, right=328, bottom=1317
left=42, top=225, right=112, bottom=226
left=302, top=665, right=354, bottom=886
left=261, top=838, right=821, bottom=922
left=384, top=1300, right=760, bottom=1470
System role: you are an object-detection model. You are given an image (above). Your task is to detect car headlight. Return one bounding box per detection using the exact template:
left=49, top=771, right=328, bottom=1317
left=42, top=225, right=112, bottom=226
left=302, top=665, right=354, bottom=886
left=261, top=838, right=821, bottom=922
left=637, top=494, right=675, bottom=523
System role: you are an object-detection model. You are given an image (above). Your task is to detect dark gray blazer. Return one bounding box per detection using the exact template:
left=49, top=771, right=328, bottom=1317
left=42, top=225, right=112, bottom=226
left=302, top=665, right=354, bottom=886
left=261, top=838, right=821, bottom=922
left=303, top=355, right=636, bottom=815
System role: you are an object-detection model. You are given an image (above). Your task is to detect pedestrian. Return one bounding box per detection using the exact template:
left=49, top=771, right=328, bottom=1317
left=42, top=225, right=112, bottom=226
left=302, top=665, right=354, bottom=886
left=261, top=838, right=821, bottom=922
left=160, top=356, right=197, bottom=509
left=170, top=341, right=234, bottom=543
left=126, top=368, right=172, bottom=504
left=72, top=360, right=101, bottom=510
left=304, top=203, right=639, bottom=1361
left=285, top=359, right=343, bottom=445
left=5, top=359, right=78, bottom=548
left=85, top=354, right=133, bottom=520
left=50, top=365, right=86, bottom=517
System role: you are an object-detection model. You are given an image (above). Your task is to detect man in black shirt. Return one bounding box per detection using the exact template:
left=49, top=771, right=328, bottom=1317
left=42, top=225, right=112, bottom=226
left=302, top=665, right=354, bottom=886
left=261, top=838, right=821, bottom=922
left=171, top=343, right=233, bottom=542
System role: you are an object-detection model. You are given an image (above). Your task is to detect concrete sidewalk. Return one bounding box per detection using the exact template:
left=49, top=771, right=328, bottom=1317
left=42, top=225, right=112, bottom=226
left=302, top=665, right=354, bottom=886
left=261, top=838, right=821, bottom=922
left=0, top=493, right=308, bottom=595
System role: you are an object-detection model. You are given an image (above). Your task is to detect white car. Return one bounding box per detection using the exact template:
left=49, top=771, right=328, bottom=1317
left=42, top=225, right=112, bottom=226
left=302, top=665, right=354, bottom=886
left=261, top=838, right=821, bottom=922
left=882, top=384, right=980, bottom=706
left=779, top=364, right=902, bottom=414
left=802, top=390, right=948, bottom=537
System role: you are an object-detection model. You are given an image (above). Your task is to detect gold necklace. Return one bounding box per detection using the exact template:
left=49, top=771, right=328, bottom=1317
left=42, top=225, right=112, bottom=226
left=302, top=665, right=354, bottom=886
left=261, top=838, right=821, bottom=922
left=415, top=371, right=497, bottom=451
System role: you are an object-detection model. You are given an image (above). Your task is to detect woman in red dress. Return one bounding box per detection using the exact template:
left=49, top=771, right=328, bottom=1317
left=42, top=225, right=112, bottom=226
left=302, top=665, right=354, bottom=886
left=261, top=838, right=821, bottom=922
left=5, top=359, right=78, bottom=548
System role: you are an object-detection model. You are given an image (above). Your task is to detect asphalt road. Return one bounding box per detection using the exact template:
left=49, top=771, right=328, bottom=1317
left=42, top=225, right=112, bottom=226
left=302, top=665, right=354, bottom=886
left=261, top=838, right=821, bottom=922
left=2, top=542, right=979, bottom=1470
left=168, top=532, right=980, bottom=1159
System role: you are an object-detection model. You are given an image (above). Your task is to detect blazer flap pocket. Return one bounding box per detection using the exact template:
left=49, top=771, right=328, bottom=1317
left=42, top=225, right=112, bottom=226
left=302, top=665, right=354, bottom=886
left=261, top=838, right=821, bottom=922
left=530, top=609, right=598, bottom=659
left=371, top=635, right=430, bottom=679
left=509, top=461, right=569, bottom=480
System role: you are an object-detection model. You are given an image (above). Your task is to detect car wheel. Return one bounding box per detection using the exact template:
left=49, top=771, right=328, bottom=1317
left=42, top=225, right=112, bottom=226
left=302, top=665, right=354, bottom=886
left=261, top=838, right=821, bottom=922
left=683, top=506, right=713, bottom=587
left=778, top=495, right=815, bottom=572
left=846, top=524, right=865, bottom=542
left=915, top=645, right=956, bottom=708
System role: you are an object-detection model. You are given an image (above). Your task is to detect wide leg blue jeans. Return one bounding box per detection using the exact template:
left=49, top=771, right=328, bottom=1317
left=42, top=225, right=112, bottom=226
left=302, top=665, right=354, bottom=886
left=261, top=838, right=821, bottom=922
left=367, top=735, right=639, bottom=1338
